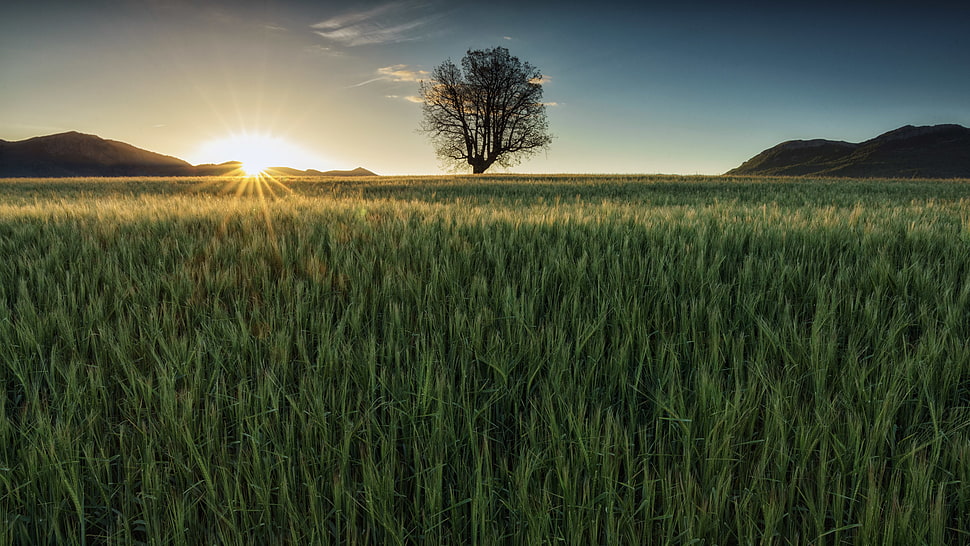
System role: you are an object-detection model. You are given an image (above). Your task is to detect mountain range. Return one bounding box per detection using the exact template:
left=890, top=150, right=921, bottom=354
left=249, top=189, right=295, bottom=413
left=5, top=126, right=967, bottom=179
left=727, top=124, right=970, bottom=178
left=0, top=132, right=377, bottom=177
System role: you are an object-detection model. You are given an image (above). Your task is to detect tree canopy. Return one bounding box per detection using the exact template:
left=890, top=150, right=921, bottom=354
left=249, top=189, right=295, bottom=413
left=419, top=47, right=553, bottom=174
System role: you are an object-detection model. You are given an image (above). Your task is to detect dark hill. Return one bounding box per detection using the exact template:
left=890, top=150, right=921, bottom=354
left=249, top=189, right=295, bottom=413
left=0, top=132, right=378, bottom=177
left=247, top=166, right=376, bottom=177
left=0, top=131, right=193, bottom=177
left=727, top=124, right=970, bottom=178
left=192, top=161, right=245, bottom=176
left=303, top=167, right=377, bottom=177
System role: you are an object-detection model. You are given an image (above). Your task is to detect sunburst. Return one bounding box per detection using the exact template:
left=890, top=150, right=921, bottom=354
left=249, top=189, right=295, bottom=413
left=188, top=131, right=330, bottom=265
left=196, top=132, right=321, bottom=174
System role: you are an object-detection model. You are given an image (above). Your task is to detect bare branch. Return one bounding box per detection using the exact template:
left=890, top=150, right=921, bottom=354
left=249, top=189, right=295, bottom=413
left=418, top=46, right=553, bottom=174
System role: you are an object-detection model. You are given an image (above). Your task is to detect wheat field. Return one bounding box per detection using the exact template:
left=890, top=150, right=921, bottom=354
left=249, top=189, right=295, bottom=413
left=2, top=175, right=969, bottom=544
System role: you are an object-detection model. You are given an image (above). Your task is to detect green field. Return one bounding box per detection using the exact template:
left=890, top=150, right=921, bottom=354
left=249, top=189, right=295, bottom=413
left=2, top=174, right=970, bottom=544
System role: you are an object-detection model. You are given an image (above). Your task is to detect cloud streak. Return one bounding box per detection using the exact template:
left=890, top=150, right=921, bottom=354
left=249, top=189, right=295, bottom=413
left=311, top=1, right=438, bottom=47
left=349, top=64, right=429, bottom=88
left=377, top=65, right=429, bottom=82
left=386, top=95, right=425, bottom=103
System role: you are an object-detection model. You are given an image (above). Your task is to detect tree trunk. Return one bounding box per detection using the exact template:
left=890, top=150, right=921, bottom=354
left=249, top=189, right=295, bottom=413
left=470, top=156, right=493, bottom=174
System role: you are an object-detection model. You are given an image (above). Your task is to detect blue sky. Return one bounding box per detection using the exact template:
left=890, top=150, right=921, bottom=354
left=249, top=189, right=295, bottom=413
left=2, top=0, right=968, bottom=174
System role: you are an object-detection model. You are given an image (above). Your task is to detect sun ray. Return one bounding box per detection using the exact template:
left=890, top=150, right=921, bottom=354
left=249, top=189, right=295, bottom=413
left=187, top=134, right=304, bottom=289
left=194, top=132, right=329, bottom=175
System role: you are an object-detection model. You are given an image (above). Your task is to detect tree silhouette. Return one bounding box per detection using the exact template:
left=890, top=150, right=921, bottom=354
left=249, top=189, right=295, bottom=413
left=419, top=47, right=553, bottom=174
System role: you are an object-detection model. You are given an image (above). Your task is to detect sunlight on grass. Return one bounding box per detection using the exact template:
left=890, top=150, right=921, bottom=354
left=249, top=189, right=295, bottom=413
left=2, top=175, right=970, bottom=543
left=185, top=170, right=294, bottom=277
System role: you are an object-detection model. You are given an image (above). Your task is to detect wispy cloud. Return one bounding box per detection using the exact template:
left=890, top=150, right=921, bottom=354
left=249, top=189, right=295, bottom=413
left=350, top=64, right=428, bottom=87
left=386, top=95, right=425, bottom=103
left=304, top=44, right=344, bottom=57
left=377, top=65, right=429, bottom=82
left=311, top=1, right=438, bottom=47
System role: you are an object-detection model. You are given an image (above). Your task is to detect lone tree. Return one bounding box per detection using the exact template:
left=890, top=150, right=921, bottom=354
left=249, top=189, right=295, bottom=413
left=419, top=47, right=553, bottom=174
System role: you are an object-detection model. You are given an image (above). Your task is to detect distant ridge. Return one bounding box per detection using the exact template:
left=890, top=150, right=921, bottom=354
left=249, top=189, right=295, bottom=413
left=727, top=124, right=970, bottom=178
left=0, top=132, right=377, bottom=177
left=267, top=166, right=377, bottom=177
left=0, top=131, right=191, bottom=177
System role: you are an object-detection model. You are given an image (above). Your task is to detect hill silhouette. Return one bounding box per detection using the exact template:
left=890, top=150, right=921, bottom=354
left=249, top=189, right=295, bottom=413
left=0, top=132, right=192, bottom=177
left=266, top=166, right=377, bottom=177
left=727, top=124, right=970, bottom=178
left=0, top=132, right=377, bottom=177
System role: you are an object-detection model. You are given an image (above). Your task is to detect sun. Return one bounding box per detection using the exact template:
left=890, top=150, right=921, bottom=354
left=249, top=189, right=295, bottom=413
left=194, top=132, right=329, bottom=176
left=241, top=159, right=272, bottom=176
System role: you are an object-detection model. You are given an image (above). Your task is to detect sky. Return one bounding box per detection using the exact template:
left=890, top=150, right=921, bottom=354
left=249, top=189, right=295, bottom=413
left=2, top=0, right=968, bottom=175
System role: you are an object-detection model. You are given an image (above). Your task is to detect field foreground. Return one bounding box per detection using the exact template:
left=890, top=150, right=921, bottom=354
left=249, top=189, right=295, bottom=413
left=2, top=174, right=970, bottom=544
